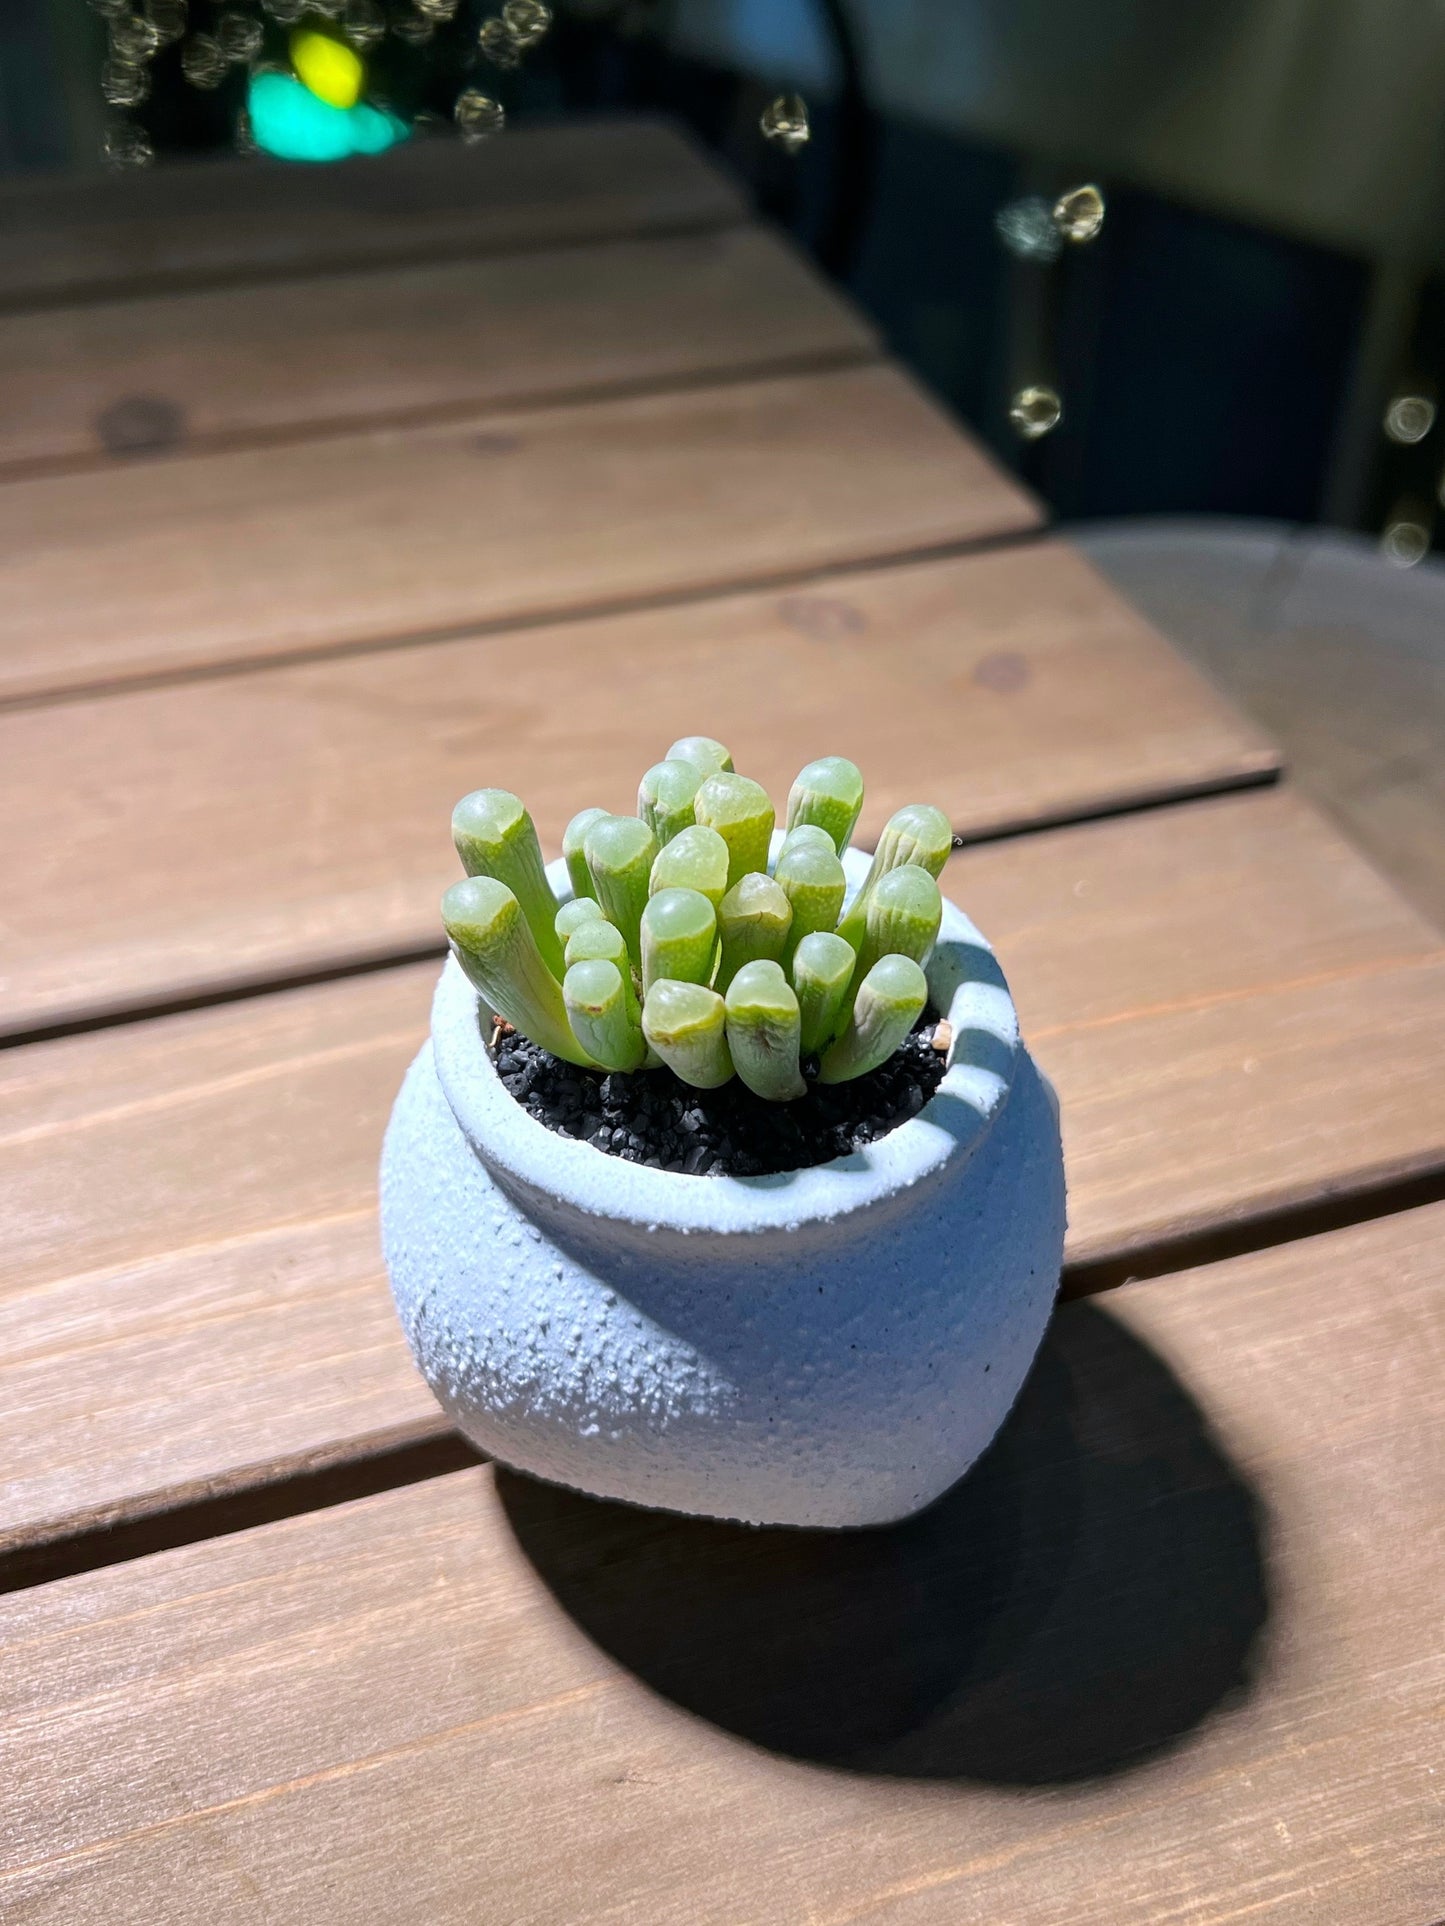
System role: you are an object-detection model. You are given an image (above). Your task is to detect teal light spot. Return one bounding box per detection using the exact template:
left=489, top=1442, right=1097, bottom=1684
left=249, top=73, right=350, bottom=162
left=247, top=72, right=408, bottom=164
left=349, top=102, right=409, bottom=156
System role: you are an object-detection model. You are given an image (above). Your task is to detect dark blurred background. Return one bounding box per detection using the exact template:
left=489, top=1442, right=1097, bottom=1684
left=7, top=0, right=1445, bottom=922
left=8, top=0, right=1445, bottom=541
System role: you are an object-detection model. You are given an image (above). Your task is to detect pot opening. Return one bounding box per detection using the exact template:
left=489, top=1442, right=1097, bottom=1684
left=490, top=1008, right=950, bottom=1178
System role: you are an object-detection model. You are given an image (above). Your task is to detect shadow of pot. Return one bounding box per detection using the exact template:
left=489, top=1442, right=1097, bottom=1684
left=497, top=1299, right=1270, bottom=1784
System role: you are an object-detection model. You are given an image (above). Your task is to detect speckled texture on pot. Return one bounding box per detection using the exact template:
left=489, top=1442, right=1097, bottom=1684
left=380, top=849, right=1066, bottom=1528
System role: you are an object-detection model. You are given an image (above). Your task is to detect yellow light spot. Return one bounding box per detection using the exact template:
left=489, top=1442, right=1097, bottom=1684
left=290, top=28, right=364, bottom=110
left=761, top=94, right=810, bottom=153
left=1009, top=384, right=1063, bottom=440
left=1053, top=183, right=1106, bottom=243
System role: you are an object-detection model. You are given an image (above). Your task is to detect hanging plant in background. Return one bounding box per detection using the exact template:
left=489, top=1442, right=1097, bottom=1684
left=87, top=0, right=812, bottom=171
left=87, top=0, right=813, bottom=172
left=85, top=0, right=554, bottom=166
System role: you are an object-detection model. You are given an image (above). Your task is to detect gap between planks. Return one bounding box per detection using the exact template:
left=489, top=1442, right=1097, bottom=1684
left=0, top=219, right=880, bottom=477
left=0, top=1434, right=480, bottom=1599
left=0, top=523, right=1048, bottom=719
left=0, top=118, right=749, bottom=313
left=0, top=345, right=880, bottom=489
left=0, top=531, right=1277, bottom=1037
left=0, top=1204, right=1440, bottom=1926
left=0, top=762, right=1280, bottom=1053
left=2, top=1140, right=1439, bottom=1601
left=0, top=362, right=1043, bottom=705
left=0, top=208, right=748, bottom=323
left=8, top=789, right=1433, bottom=1593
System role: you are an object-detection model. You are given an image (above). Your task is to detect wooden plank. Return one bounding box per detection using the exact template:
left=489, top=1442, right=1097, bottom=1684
left=0, top=362, right=1039, bottom=705
left=946, top=798, right=1445, bottom=1267
left=0, top=963, right=439, bottom=1556
left=2, top=789, right=1442, bottom=1553
left=0, top=226, right=876, bottom=473
left=1084, top=520, right=1445, bottom=931
left=945, top=777, right=1438, bottom=1027
left=0, top=541, right=1276, bottom=1038
left=3, top=1203, right=1440, bottom=1925
left=0, top=118, right=746, bottom=309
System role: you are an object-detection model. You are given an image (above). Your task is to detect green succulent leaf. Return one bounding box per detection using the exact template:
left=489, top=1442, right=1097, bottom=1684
left=638, top=758, right=704, bottom=848
left=725, top=960, right=806, bottom=1102
left=448, top=764, right=949, bottom=1102
left=869, top=803, right=954, bottom=880
left=851, top=863, right=943, bottom=987
left=649, top=823, right=730, bottom=908
left=555, top=896, right=606, bottom=941
left=666, top=735, right=734, bottom=778
left=837, top=803, right=953, bottom=951
left=818, top=953, right=928, bottom=1085
left=693, top=773, right=775, bottom=889
left=640, top=886, right=718, bottom=993
left=442, top=875, right=593, bottom=1066
left=452, top=788, right=564, bottom=978
left=785, top=756, right=864, bottom=855
left=791, top=930, right=857, bottom=1058
left=564, top=958, right=648, bottom=1073
left=563, top=917, right=642, bottom=1028
left=716, top=871, right=792, bottom=992
left=773, top=837, right=847, bottom=965
left=563, top=917, right=627, bottom=970
left=561, top=807, right=609, bottom=902
left=642, top=979, right=734, bottom=1089
left=583, top=814, right=658, bottom=970
left=777, top=823, right=837, bottom=865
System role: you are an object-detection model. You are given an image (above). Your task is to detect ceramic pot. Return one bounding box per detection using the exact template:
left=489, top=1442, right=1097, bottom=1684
left=380, top=849, right=1065, bottom=1528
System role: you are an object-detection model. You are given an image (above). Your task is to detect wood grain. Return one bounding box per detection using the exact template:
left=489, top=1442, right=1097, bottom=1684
left=0, top=118, right=745, bottom=309
left=0, top=541, right=1276, bottom=1038
left=947, top=797, right=1445, bottom=1266
left=0, top=227, right=875, bottom=473
left=2, top=790, right=1441, bottom=1553
left=3, top=1203, right=1440, bottom=1924
left=0, top=362, right=1039, bottom=704
left=1084, top=521, right=1445, bottom=933
left=945, top=781, right=1437, bottom=1027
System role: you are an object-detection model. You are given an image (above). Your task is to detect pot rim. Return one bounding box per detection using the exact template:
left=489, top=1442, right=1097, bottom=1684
left=430, top=844, right=1020, bottom=1236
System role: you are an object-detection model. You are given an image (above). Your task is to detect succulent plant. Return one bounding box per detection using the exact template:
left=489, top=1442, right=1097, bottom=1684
left=442, top=745, right=953, bottom=1103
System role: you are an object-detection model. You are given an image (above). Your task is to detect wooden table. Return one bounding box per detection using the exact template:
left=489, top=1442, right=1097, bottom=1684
left=0, top=121, right=1440, bottom=1925
left=1079, top=519, right=1445, bottom=931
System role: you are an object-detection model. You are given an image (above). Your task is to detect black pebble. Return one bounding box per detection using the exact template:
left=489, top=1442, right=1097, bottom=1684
left=496, top=1015, right=948, bottom=1178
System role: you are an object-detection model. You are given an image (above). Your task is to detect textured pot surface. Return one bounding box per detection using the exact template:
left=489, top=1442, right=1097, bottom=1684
left=381, top=851, right=1066, bottom=1528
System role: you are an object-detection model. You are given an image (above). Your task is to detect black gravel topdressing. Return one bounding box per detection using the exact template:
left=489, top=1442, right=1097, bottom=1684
left=493, top=1017, right=948, bottom=1178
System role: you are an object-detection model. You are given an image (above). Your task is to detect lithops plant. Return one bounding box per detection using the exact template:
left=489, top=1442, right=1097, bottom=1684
left=441, top=741, right=953, bottom=1105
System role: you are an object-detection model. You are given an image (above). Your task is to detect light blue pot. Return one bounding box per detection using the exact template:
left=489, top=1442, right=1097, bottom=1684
left=381, top=850, right=1066, bottom=1527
